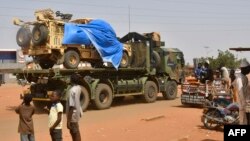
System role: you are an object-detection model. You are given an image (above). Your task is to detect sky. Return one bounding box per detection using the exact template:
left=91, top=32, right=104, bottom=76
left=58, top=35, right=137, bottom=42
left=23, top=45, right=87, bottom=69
left=1, top=0, right=250, bottom=64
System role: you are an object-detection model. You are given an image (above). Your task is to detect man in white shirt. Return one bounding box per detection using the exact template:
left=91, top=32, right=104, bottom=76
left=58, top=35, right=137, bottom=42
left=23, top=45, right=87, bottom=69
left=235, top=60, right=249, bottom=125
left=66, top=74, right=83, bottom=141
left=220, top=66, right=230, bottom=91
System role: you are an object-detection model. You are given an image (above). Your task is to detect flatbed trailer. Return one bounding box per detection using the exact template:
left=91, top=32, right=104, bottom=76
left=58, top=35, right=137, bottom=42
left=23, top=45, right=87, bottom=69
left=2, top=32, right=185, bottom=111
left=5, top=65, right=180, bottom=111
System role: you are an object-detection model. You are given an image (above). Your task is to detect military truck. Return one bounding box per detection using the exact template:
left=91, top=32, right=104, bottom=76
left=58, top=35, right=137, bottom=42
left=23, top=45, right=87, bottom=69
left=12, top=32, right=185, bottom=111
left=13, top=9, right=135, bottom=69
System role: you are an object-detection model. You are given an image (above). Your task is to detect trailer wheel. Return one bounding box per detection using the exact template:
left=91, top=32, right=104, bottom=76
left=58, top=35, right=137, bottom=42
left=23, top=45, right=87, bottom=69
left=16, top=27, right=31, bottom=47
left=90, top=62, right=104, bottom=68
left=163, top=81, right=177, bottom=100
left=143, top=81, right=157, bottom=103
left=33, top=101, right=48, bottom=110
left=63, top=50, right=80, bottom=69
left=94, top=83, right=113, bottom=110
left=80, top=86, right=90, bottom=112
left=120, top=52, right=130, bottom=68
left=114, top=96, right=125, bottom=103
left=39, top=61, right=54, bottom=69
left=31, top=24, right=48, bottom=46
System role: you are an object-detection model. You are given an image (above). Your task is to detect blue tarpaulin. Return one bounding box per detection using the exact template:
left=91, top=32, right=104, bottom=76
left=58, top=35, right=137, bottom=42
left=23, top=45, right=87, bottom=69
left=62, top=19, right=123, bottom=69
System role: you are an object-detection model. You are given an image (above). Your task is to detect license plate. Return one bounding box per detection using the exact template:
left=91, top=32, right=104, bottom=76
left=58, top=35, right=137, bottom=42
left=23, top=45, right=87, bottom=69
left=181, top=94, right=205, bottom=104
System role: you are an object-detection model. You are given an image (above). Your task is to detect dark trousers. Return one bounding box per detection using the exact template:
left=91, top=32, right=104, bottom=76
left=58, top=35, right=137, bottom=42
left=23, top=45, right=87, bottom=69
left=50, top=129, right=62, bottom=141
left=69, top=122, right=81, bottom=141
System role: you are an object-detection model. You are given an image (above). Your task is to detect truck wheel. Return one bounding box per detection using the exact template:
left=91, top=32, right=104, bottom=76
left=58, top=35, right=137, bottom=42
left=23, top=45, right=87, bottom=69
left=39, top=61, right=54, bottom=69
left=80, top=86, right=90, bottom=112
left=120, top=52, right=130, bottom=68
left=16, top=27, right=31, bottom=47
left=91, top=62, right=104, bottom=68
left=114, top=96, right=125, bottom=103
left=143, top=81, right=157, bottom=103
left=94, top=83, right=113, bottom=110
left=163, top=81, right=177, bottom=100
left=63, top=50, right=80, bottom=69
left=151, top=51, right=161, bottom=68
left=33, top=101, right=48, bottom=110
left=32, top=24, right=48, bottom=46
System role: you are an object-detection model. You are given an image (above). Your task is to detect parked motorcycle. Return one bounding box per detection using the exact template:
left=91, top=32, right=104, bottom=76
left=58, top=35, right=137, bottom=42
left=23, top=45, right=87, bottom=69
left=201, top=100, right=239, bottom=130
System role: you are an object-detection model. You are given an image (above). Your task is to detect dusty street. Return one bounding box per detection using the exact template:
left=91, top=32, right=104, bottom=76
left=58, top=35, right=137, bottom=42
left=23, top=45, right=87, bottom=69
left=0, top=84, right=223, bottom=141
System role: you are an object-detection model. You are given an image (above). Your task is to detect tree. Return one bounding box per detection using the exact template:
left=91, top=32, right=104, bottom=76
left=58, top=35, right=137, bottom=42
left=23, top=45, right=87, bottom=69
left=197, top=50, right=241, bottom=70
left=191, top=50, right=241, bottom=70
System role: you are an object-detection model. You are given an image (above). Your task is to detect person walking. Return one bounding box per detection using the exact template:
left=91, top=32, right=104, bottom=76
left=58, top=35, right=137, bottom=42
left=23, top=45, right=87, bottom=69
left=220, top=65, right=230, bottom=91
left=236, top=60, right=249, bottom=125
left=230, top=69, right=239, bottom=102
left=66, top=74, right=83, bottom=141
left=245, top=64, right=250, bottom=125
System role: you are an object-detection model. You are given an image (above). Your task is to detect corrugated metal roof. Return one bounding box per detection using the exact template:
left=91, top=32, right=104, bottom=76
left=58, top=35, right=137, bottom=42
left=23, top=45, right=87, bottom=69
left=229, top=48, right=250, bottom=51
left=0, top=49, right=17, bottom=52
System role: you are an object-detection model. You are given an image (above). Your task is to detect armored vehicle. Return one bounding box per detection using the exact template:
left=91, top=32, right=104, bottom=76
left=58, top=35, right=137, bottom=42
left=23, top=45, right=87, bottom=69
left=13, top=9, right=133, bottom=69
left=10, top=32, right=185, bottom=111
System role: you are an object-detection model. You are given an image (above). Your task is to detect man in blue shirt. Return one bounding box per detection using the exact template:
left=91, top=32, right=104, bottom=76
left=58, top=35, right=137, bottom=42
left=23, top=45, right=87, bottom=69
left=195, top=63, right=203, bottom=80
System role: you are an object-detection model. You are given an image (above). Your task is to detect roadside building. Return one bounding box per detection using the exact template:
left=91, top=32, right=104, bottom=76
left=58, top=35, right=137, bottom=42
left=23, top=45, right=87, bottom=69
left=0, top=49, right=25, bottom=83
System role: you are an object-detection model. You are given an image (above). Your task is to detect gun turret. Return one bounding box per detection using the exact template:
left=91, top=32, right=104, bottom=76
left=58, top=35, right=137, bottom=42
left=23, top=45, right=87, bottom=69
left=55, top=11, right=73, bottom=22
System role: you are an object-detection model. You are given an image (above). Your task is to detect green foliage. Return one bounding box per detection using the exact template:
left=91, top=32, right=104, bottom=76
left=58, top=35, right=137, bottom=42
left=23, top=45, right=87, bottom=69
left=197, top=50, right=241, bottom=70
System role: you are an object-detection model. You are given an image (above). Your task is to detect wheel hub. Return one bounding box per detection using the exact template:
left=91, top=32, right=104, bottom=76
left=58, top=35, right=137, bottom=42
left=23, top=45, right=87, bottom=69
left=33, top=30, right=41, bottom=41
left=69, top=56, right=77, bottom=64
left=100, top=92, right=108, bottom=103
left=148, top=86, right=156, bottom=98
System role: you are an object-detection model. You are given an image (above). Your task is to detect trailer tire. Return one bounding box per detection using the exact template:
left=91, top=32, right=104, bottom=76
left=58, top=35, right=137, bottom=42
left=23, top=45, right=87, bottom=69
left=16, top=27, right=31, bottom=47
left=114, top=96, right=125, bottom=103
left=39, top=61, right=54, bottom=69
left=33, top=101, right=48, bottom=110
left=163, top=81, right=177, bottom=100
left=94, top=83, right=113, bottom=110
left=143, top=81, right=157, bottom=103
left=63, top=50, right=80, bottom=69
left=32, top=24, right=48, bottom=46
left=80, top=86, right=90, bottom=112
left=91, top=62, right=104, bottom=68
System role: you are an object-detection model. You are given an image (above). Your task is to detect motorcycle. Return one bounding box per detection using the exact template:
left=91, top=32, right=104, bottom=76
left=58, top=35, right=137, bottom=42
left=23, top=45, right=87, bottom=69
left=201, top=100, right=239, bottom=130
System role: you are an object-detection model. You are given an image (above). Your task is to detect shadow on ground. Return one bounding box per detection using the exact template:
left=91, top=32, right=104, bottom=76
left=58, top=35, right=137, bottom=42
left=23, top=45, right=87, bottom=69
left=197, top=125, right=224, bottom=132
left=6, top=106, right=17, bottom=111
left=172, top=104, right=204, bottom=109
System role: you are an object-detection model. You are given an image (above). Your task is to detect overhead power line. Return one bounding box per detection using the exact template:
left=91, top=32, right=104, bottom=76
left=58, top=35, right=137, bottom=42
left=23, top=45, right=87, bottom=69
left=2, top=6, right=250, bottom=19
left=150, top=0, right=250, bottom=7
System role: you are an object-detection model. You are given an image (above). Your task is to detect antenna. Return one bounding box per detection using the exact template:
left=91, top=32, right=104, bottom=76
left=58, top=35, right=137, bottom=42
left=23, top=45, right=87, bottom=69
left=128, top=5, right=131, bottom=33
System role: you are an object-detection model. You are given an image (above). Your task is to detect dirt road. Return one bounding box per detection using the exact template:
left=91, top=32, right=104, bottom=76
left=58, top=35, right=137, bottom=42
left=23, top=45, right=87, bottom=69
left=0, top=84, right=223, bottom=141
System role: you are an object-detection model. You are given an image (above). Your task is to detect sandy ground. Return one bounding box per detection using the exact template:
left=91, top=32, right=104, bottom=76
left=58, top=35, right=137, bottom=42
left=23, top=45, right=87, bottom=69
left=0, top=84, right=223, bottom=141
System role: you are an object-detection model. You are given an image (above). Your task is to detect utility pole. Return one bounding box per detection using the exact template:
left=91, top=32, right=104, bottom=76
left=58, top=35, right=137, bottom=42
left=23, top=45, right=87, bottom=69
left=204, top=46, right=210, bottom=57
left=128, top=5, right=131, bottom=33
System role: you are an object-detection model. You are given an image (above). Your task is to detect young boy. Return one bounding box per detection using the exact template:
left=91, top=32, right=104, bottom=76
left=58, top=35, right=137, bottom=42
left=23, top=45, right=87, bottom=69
left=15, top=94, right=35, bottom=141
left=48, top=90, right=63, bottom=141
